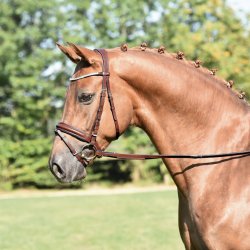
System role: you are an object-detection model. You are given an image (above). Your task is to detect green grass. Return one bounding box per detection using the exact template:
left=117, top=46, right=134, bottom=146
left=0, top=190, right=184, bottom=250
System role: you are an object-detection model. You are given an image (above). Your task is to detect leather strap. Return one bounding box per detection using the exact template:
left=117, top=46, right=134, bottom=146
left=70, top=72, right=109, bottom=81
left=96, top=150, right=250, bottom=160
left=94, top=49, right=120, bottom=139
left=56, top=122, right=101, bottom=150
left=55, top=129, right=86, bottom=164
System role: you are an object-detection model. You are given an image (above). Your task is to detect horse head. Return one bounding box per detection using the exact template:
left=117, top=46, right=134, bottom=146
left=49, top=43, right=134, bottom=182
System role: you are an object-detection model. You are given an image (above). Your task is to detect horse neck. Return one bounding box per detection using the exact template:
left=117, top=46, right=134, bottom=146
left=114, top=50, right=250, bottom=193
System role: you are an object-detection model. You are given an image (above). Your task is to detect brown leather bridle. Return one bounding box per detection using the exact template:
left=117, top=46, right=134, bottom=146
left=55, top=49, right=119, bottom=164
left=55, top=49, right=250, bottom=165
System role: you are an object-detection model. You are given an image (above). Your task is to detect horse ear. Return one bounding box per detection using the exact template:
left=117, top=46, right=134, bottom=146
left=67, top=42, right=99, bottom=65
left=56, top=43, right=81, bottom=63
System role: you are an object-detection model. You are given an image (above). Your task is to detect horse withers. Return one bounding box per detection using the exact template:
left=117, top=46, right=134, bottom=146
left=49, top=43, right=250, bottom=250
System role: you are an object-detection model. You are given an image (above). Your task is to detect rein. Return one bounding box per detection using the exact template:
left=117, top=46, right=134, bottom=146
left=55, top=49, right=250, bottom=164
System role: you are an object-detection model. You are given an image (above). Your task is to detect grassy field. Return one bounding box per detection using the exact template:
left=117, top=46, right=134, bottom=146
left=0, top=189, right=184, bottom=250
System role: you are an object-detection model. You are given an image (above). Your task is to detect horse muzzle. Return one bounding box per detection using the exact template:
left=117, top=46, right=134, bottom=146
left=49, top=150, right=88, bottom=183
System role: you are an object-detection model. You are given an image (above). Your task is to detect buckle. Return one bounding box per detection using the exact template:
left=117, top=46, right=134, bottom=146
left=81, top=144, right=97, bottom=161
left=102, top=72, right=110, bottom=76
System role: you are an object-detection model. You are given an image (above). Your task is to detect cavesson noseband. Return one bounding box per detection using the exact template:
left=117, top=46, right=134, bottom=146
left=55, top=49, right=250, bottom=165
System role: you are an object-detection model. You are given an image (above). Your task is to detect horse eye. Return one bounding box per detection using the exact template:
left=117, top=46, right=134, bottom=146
left=78, top=93, right=95, bottom=104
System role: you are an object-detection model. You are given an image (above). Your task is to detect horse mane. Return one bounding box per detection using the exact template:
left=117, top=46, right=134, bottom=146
left=111, top=43, right=249, bottom=106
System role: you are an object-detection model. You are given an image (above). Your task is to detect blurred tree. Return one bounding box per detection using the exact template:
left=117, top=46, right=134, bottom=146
left=0, top=0, right=249, bottom=189
left=155, top=0, right=250, bottom=92
left=0, top=0, right=74, bottom=189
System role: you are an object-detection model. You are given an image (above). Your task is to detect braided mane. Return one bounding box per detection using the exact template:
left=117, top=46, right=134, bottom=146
left=115, top=43, right=248, bottom=105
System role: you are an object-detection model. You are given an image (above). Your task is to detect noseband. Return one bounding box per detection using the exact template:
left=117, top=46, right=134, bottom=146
left=55, top=49, right=250, bottom=165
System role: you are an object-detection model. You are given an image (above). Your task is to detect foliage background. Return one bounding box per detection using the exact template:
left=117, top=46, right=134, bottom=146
left=0, top=0, right=250, bottom=190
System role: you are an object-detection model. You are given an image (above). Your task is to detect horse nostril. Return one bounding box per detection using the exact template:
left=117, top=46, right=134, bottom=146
left=52, top=163, right=65, bottom=179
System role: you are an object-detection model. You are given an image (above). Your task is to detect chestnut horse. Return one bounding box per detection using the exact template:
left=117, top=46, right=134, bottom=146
left=49, top=43, right=250, bottom=250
